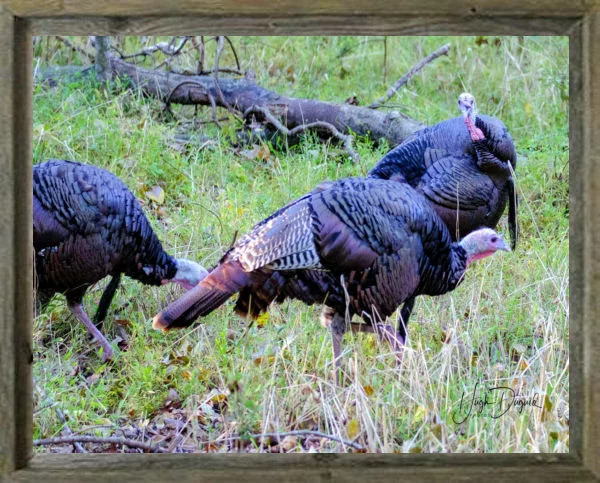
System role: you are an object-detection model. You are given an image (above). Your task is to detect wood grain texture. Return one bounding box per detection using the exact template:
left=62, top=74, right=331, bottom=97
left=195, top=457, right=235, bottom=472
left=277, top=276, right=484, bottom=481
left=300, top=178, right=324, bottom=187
left=568, top=20, right=584, bottom=462
left=582, top=11, right=600, bottom=477
left=0, top=6, right=16, bottom=477
left=12, top=16, right=33, bottom=473
left=9, top=454, right=599, bottom=483
left=27, top=15, right=577, bottom=36
left=0, top=11, right=33, bottom=477
left=1, top=0, right=596, bottom=18
left=0, top=2, right=598, bottom=482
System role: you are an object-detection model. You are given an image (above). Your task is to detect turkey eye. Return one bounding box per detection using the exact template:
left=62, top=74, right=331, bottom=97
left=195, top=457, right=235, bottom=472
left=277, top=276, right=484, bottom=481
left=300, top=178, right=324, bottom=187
left=491, top=236, right=498, bottom=243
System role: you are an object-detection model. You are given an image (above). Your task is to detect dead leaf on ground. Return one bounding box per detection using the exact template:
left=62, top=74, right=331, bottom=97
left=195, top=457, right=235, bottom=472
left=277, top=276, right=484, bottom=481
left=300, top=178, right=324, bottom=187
left=256, top=312, right=270, bottom=327
left=204, top=390, right=228, bottom=409
left=85, top=372, right=102, bottom=385
left=281, top=435, right=298, bottom=452
left=145, top=185, right=165, bottom=205
left=363, top=385, right=374, bottom=397
left=164, top=388, right=181, bottom=408
left=240, top=144, right=271, bottom=162
left=253, top=355, right=276, bottom=366
left=430, top=423, right=443, bottom=440
left=285, top=66, right=296, bottom=83
left=347, top=418, right=360, bottom=439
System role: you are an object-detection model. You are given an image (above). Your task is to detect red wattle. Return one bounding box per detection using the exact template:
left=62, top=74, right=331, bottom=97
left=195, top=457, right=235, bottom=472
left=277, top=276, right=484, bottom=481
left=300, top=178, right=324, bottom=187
left=464, top=117, right=485, bottom=142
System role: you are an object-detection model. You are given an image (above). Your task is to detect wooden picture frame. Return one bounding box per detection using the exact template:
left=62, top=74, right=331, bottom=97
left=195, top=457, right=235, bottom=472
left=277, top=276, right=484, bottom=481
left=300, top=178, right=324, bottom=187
left=0, top=1, right=598, bottom=481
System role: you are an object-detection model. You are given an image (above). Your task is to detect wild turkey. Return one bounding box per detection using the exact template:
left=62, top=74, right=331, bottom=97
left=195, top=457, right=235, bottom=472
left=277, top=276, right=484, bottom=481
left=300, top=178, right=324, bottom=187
left=367, top=93, right=518, bottom=330
left=370, top=92, right=518, bottom=249
left=152, top=177, right=509, bottom=378
left=34, top=159, right=208, bottom=361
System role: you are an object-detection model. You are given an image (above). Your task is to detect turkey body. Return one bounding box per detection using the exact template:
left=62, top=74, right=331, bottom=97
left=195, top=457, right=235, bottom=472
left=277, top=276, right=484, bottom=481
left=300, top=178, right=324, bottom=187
left=153, top=177, right=509, bottom=377
left=159, top=178, right=465, bottom=327
left=34, top=159, right=207, bottom=360
left=369, top=114, right=518, bottom=246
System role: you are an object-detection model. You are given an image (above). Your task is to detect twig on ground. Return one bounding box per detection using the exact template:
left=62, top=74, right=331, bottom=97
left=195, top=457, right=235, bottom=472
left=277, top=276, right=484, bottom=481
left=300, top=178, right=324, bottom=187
left=368, top=43, right=450, bottom=109
left=34, top=383, right=87, bottom=453
left=244, top=105, right=360, bottom=162
left=33, top=435, right=169, bottom=453
left=207, top=91, right=221, bottom=126
left=55, top=36, right=94, bottom=61
left=200, top=430, right=366, bottom=451
left=33, top=402, right=58, bottom=415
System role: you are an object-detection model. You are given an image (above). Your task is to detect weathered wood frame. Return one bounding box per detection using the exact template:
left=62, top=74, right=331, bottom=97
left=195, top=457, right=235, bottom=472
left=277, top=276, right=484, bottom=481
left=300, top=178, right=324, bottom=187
left=0, top=1, right=597, bottom=481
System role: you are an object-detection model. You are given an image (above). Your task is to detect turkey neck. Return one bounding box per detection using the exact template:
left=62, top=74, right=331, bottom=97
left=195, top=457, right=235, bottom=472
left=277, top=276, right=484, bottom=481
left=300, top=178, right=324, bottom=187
left=123, top=232, right=178, bottom=285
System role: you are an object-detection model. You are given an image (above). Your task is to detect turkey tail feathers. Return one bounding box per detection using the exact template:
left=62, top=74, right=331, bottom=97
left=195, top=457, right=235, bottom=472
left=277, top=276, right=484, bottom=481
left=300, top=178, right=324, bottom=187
left=152, top=261, right=248, bottom=331
left=152, top=282, right=233, bottom=330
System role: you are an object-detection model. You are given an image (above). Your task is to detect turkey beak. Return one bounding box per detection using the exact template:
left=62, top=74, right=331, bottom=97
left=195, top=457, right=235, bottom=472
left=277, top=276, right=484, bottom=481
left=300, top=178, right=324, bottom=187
left=458, top=100, right=470, bottom=119
left=497, top=237, right=511, bottom=252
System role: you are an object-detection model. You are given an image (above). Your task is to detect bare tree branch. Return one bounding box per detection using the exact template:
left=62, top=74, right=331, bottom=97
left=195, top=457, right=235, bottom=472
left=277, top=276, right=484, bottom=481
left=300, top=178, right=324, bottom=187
left=39, top=56, right=424, bottom=148
left=223, top=36, right=241, bottom=72
left=33, top=435, right=169, bottom=453
left=368, top=43, right=450, bottom=109
left=55, top=36, right=94, bottom=61
left=192, top=36, right=206, bottom=74
left=114, top=36, right=191, bottom=64
left=213, top=36, right=237, bottom=116
left=154, top=36, right=190, bottom=71
left=195, top=67, right=243, bottom=76
left=34, top=382, right=87, bottom=454
left=200, top=430, right=366, bottom=451
left=35, top=429, right=365, bottom=453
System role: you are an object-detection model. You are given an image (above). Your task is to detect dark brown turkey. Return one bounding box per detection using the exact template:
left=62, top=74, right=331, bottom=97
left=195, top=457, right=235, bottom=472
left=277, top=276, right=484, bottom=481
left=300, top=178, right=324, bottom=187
left=152, top=177, right=509, bottom=378
left=370, top=92, right=518, bottom=248
left=366, top=93, right=518, bottom=332
left=34, top=159, right=208, bottom=361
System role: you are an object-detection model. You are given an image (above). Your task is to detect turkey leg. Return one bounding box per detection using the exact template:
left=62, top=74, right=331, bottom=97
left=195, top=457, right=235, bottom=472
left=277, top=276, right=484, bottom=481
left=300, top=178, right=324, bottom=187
left=321, top=307, right=347, bottom=385
left=68, top=302, right=114, bottom=361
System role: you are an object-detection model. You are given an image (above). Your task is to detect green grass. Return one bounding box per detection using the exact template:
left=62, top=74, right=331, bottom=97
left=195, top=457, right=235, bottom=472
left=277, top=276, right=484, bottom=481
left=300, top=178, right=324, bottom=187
left=33, top=36, right=568, bottom=453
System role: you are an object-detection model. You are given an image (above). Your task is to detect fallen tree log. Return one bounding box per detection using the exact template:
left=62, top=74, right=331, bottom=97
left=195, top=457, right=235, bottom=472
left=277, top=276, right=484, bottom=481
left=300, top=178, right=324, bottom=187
left=108, top=56, right=425, bottom=148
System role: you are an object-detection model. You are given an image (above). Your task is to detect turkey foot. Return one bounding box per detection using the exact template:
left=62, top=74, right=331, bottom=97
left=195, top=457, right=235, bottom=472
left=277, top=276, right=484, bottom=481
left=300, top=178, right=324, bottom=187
left=69, top=303, right=114, bottom=361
